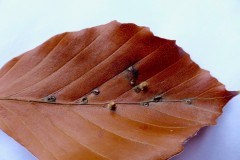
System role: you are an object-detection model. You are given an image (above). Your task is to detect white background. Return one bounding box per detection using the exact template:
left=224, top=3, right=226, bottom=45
left=0, top=0, right=239, bottom=159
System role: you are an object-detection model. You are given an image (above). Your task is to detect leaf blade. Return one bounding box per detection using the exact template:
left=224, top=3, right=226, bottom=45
left=0, top=21, right=237, bottom=160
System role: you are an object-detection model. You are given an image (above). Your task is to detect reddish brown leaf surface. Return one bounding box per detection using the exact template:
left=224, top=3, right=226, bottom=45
left=0, top=21, right=238, bottom=160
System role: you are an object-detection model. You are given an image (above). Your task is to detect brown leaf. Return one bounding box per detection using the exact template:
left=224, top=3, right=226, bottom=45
left=0, top=21, right=238, bottom=160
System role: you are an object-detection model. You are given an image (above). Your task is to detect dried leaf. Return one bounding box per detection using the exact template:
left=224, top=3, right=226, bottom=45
left=0, top=21, right=238, bottom=160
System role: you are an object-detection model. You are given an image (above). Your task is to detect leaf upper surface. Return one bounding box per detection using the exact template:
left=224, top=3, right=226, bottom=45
left=0, top=21, right=237, bottom=160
